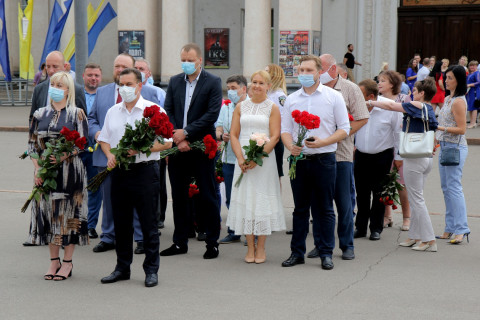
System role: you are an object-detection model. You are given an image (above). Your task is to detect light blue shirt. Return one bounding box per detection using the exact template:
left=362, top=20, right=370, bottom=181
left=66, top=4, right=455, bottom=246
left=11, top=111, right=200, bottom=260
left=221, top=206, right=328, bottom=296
left=216, top=101, right=236, bottom=164
left=145, top=83, right=166, bottom=107
left=84, top=89, right=97, bottom=114
left=183, top=71, right=201, bottom=128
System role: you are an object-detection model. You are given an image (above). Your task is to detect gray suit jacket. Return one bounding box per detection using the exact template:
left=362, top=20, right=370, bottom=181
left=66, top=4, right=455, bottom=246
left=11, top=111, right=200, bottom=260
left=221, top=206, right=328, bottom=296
left=29, top=80, right=87, bottom=123
left=87, top=82, right=161, bottom=167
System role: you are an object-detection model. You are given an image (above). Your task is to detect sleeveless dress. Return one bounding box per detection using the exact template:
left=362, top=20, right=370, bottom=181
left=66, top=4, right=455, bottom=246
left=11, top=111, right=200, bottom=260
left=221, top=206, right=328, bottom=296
left=226, top=99, right=286, bottom=235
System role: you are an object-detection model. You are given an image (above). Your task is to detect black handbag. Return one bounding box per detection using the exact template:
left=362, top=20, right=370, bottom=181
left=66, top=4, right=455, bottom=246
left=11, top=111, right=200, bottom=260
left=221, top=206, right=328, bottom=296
left=439, top=141, right=460, bottom=166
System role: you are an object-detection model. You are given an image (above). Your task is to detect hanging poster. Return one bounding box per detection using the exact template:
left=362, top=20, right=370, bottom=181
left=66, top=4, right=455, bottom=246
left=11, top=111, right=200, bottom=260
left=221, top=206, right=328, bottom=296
left=204, top=28, right=229, bottom=69
left=278, top=31, right=309, bottom=77
left=118, top=30, right=145, bottom=58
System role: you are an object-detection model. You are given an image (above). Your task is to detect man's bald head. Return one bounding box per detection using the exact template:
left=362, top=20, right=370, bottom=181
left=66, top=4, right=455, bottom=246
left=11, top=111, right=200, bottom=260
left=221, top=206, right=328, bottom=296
left=319, top=54, right=336, bottom=67
left=45, top=51, right=66, bottom=78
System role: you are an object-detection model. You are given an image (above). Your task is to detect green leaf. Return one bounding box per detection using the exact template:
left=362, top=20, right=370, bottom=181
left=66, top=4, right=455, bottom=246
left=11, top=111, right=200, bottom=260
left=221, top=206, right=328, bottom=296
left=256, top=158, right=263, bottom=166
left=30, top=153, right=39, bottom=159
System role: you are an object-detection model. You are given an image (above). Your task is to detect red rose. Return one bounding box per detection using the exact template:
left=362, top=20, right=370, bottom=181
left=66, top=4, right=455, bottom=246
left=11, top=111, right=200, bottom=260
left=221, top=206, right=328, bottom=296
left=65, top=130, right=80, bottom=141
left=75, top=136, right=87, bottom=150
left=392, top=205, right=398, bottom=210
left=143, top=105, right=160, bottom=118
left=203, top=135, right=218, bottom=159
left=348, top=113, right=354, bottom=121
left=188, top=184, right=199, bottom=198
left=222, top=99, right=232, bottom=106
left=60, top=126, right=71, bottom=137
left=148, top=113, right=163, bottom=129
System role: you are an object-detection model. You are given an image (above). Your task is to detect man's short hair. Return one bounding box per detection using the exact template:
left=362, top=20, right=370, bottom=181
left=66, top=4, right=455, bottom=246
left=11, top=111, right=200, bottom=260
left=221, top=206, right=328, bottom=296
left=348, top=44, right=353, bottom=49
left=422, top=58, right=430, bottom=65
left=84, top=63, right=102, bottom=72
left=300, top=55, right=322, bottom=70
left=358, top=79, right=378, bottom=98
left=414, top=53, right=421, bottom=58
left=118, top=53, right=135, bottom=67
left=135, top=57, right=151, bottom=70
left=119, top=68, right=142, bottom=83
left=336, top=63, right=348, bottom=72
left=226, top=75, right=247, bottom=87
left=181, top=43, right=202, bottom=57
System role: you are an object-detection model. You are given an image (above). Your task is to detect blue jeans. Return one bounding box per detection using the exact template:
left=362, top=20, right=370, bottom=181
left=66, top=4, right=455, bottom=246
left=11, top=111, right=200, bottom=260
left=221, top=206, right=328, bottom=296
left=439, top=143, right=470, bottom=235
left=222, top=163, right=240, bottom=238
left=350, top=159, right=356, bottom=216
left=82, top=152, right=103, bottom=230
left=290, top=153, right=336, bottom=258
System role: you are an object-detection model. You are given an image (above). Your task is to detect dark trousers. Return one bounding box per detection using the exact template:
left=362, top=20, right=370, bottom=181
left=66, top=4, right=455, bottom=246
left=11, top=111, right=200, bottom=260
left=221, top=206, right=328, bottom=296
left=290, top=153, right=336, bottom=258
left=168, top=150, right=220, bottom=249
left=354, top=148, right=394, bottom=234
left=334, top=161, right=354, bottom=250
left=157, top=158, right=167, bottom=224
left=111, top=162, right=160, bottom=274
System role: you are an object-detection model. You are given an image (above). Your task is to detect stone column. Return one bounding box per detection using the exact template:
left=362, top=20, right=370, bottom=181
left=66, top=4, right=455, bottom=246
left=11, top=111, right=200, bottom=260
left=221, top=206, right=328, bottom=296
left=243, top=0, right=271, bottom=78
left=161, top=0, right=189, bottom=81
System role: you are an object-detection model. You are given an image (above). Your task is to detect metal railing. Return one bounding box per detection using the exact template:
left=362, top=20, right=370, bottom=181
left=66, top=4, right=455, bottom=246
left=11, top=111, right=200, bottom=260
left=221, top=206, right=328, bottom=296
left=0, top=78, right=34, bottom=106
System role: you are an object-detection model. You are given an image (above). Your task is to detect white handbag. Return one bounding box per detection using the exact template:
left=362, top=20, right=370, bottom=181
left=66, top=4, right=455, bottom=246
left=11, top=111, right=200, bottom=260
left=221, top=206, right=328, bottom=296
left=398, top=104, right=435, bottom=158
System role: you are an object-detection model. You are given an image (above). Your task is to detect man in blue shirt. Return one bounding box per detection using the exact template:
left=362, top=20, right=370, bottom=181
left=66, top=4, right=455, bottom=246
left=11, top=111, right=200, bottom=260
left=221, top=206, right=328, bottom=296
left=82, top=63, right=103, bottom=239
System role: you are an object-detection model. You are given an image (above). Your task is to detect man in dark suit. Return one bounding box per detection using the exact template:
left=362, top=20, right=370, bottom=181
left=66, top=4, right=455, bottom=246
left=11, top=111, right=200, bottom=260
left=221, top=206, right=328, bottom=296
left=29, top=51, right=87, bottom=123
left=160, top=43, right=222, bottom=259
left=88, top=53, right=161, bottom=254
left=23, top=50, right=87, bottom=247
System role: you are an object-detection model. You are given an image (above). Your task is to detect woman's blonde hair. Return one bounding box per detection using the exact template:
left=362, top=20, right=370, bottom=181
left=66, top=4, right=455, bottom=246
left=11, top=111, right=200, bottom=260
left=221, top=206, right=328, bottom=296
left=379, top=62, right=388, bottom=73
left=266, top=64, right=287, bottom=94
left=251, top=70, right=272, bottom=84
left=49, top=71, right=76, bottom=120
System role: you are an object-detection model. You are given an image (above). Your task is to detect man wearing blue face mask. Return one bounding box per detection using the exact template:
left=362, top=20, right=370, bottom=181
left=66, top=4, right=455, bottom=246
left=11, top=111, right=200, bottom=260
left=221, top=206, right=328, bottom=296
left=281, top=55, right=350, bottom=270
left=305, top=54, right=369, bottom=261
left=216, top=75, right=248, bottom=244
left=162, top=43, right=223, bottom=259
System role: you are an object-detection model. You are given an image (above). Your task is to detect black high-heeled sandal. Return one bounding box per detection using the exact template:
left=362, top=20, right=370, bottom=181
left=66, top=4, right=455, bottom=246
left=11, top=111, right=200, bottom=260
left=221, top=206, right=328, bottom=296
left=435, top=232, right=453, bottom=239
left=53, top=259, right=73, bottom=281
left=44, top=257, right=61, bottom=280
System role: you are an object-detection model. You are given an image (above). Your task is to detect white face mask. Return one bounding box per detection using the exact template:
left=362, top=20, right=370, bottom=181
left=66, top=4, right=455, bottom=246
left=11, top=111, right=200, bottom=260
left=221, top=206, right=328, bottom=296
left=320, top=65, right=336, bottom=84
left=119, top=85, right=138, bottom=103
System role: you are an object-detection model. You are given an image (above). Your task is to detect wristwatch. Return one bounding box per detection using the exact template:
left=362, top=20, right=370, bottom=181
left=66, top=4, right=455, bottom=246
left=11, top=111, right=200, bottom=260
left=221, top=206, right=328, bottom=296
left=183, top=129, right=189, bottom=139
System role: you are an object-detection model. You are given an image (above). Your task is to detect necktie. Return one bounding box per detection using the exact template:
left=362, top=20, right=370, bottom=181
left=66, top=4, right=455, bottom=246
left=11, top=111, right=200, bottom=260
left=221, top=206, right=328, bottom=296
left=116, top=88, right=122, bottom=103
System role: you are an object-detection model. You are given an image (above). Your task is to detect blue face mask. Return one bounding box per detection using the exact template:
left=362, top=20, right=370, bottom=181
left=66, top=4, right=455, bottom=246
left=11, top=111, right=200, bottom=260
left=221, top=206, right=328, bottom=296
left=182, top=62, right=197, bottom=75
left=49, top=86, right=65, bottom=102
left=147, top=76, right=154, bottom=86
left=140, top=72, right=146, bottom=83
left=227, top=89, right=241, bottom=104
left=298, top=74, right=316, bottom=88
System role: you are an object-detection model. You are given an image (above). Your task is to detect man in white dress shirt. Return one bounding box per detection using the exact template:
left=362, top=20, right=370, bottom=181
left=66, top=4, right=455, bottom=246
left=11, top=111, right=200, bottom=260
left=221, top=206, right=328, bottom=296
left=98, top=68, right=172, bottom=288
left=281, top=55, right=350, bottom=270
left=417, top=58, right=431, bottom=82
left=354, top=79, right=402, bottom=241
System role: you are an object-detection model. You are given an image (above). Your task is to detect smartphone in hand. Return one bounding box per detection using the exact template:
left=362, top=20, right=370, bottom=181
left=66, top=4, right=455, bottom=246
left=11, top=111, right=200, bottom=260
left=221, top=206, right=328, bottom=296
left=305, top=137, right=315, bottom=142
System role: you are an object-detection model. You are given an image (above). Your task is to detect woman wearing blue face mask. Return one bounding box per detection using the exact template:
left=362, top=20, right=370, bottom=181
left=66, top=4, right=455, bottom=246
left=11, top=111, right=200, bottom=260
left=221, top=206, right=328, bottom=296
left=266, top=64, right=287, bottom=182
left=27, top=71, right=89, bottom=281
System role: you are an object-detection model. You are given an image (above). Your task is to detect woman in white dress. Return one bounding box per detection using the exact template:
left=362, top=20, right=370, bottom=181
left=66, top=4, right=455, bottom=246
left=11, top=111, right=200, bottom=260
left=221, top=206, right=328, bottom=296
left=227, top=70, right=286, bottom=264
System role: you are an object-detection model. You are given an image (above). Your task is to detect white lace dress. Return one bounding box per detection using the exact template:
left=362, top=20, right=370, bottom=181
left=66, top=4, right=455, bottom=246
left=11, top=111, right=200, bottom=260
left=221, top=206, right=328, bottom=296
left=226, top=99, right=286, bottom=235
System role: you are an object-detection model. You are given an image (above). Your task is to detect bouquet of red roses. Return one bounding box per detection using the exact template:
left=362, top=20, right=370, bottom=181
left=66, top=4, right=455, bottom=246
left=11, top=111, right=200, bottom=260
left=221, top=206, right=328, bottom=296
left=188, top=179, right=200, bottom=198
left=234, top=133, right=270, bottom=187
left=159, top=134, right=218, bottom=160
left=379, top=167, right=404, bottom=210
left=21, top=127, right=87, bottom=212
left=287, top=110, right=321, bottom=179
left=87, top=105, right=173, bottom=192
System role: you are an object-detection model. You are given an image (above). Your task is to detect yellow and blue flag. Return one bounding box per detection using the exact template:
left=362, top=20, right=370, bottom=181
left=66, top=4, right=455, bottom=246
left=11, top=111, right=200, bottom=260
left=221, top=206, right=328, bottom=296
left=0, top=0, right=12, bottom=81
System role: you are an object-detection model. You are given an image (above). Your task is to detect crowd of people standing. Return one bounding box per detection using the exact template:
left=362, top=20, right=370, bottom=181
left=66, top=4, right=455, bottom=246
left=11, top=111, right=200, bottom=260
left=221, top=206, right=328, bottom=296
left=23, top=43, right=473, bottom=287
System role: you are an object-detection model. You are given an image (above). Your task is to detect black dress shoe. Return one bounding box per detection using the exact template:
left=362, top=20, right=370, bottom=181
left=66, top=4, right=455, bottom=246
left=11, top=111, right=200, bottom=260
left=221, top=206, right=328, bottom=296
left=88, top=228, right=98, bottom=239
left=22, top=241, right=37, bottom=246
left=307, top=247, right=319, bottom=258
left=203, top=246, right=219, bottom=259
left=188, top=230, right=197, bottom=238
left=197, top=232, right=207, bottom=241
left=342, top=248, right=355, bottom=260
left=285, top=229, right=294, bottom=235
left=145, top=273, right=158, bottom=287
left=281, top=254, right=305, bottom=267
left=157, top=221, right=165, bottom=229
left=93, top=241, right=115, bottom=252
left=134, top=242, right=145, bottom=254
left=321, top=256, right=334, bottom=270
left=101, top=270, right=130, bottom=284
left=369, top=232, right=381, bottom=241
left=160, top=244, right=188, bottom=256
left=353, top=230, right=366, bottom=239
